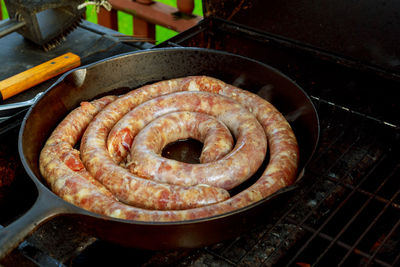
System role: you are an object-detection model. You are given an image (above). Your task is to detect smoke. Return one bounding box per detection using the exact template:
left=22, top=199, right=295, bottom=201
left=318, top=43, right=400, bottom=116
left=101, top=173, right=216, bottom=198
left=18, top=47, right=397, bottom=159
left=232, top=74, right=247, bottom=88
left=284, top=105, right=309, bottom=123
left=257, top=84, right=274, bottom=102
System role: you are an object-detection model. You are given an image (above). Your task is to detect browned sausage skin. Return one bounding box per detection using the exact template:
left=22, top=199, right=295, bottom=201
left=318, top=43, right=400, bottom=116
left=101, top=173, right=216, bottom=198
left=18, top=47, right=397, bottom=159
left=129, top=111, right=234, bottom=164
left=39, top=97, right=182, bottom=221
left=40, top=76, right=299, bottom=222
left=122, top=91, right=267, bottom=190
left=39, top=96, right=227, bottom=220
left=80, top=88, right=231, bottom=210
left=183, top=76, right=299, bottom=187
left=106, top=78, right=189, bottom=163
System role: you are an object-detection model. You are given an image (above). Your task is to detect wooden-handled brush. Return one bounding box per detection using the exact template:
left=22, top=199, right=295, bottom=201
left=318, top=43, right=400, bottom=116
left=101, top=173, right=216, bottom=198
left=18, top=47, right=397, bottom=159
left=1, top=0, right=86, bottom=50
left=0, top=52, right=81, bottom=102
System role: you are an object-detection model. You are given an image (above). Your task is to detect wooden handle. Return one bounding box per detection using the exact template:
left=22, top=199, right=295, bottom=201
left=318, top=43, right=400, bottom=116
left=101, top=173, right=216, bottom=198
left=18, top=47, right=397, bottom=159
left=0, top=52, right=81, bottom=102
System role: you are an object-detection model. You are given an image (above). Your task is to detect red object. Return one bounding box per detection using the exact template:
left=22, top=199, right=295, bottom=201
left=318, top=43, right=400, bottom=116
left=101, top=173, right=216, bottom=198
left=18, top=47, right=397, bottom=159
left=136, top=0, right=154, bottom=4
left=96, top=0, right=202, bottom=40
left=177, top=0, right=194, bottom=15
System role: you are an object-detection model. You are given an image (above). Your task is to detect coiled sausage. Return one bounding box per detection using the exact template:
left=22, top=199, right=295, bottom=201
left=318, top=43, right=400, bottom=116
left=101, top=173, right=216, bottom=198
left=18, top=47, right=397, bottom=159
left=40, top=76, right=299, bottom=221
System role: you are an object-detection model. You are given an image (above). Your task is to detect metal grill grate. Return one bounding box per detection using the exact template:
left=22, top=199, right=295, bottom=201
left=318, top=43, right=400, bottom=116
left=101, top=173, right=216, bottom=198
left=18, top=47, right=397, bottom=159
left=276, top=99, right=400, bottom=267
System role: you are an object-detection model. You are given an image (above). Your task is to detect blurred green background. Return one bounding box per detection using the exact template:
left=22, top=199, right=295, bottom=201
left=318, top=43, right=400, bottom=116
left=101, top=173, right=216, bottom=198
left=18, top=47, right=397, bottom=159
left=0, top=0, right=203, bottom=44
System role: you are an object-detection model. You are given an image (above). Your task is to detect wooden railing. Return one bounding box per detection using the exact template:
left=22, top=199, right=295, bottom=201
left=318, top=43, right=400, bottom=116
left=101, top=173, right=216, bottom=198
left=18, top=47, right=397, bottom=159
left=0, top=0, right=202, bottom=42
left=97, top=0, right=202, bottom=42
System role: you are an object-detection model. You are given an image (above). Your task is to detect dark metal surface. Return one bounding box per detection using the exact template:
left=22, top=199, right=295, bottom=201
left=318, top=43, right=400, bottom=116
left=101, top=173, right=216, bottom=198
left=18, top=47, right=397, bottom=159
left=161, top=18, right=400, bottom=127
left=0, top=48, right=319, bottom=258
left=203, top=0, right=400, bottom=76
left=275, top=99, right=400, bottom=266
left=1, top=9, right=399, bottom=266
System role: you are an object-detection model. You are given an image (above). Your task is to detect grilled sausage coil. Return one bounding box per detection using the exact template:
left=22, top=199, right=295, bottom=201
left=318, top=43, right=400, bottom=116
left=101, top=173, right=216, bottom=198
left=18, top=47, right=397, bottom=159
left=39, top=76, right=299, bottom=221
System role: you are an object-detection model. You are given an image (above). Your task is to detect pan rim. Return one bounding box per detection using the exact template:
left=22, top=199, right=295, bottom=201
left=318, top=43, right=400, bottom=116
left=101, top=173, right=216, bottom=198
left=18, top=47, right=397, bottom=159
left=18, top=47, right=320, bottom=226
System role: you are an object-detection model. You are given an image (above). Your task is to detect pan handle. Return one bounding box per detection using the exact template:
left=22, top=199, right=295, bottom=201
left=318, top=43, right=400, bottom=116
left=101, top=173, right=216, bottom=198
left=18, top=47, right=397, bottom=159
left=0, top=189, right=69, bottom=259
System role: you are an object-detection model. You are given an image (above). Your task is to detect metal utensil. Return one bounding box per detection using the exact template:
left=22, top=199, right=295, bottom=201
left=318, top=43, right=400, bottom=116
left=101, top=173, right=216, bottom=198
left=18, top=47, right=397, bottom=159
left=0, top=92, right=44, bottom=122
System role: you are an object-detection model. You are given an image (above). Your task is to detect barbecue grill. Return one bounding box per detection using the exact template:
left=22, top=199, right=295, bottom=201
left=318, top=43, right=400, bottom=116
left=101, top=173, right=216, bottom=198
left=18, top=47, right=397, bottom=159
left=1, top=0, right=400, bottom=266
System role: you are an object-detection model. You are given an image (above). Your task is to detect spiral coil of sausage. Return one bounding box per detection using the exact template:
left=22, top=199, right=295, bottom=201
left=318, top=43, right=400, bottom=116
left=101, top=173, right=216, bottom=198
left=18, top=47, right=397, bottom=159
left=39, top=76, right=299, bottom=222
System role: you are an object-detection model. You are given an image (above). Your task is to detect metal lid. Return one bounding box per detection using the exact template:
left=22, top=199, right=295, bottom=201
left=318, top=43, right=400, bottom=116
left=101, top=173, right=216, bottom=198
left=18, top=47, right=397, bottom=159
left=203, top=0, right=400, bottom=75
